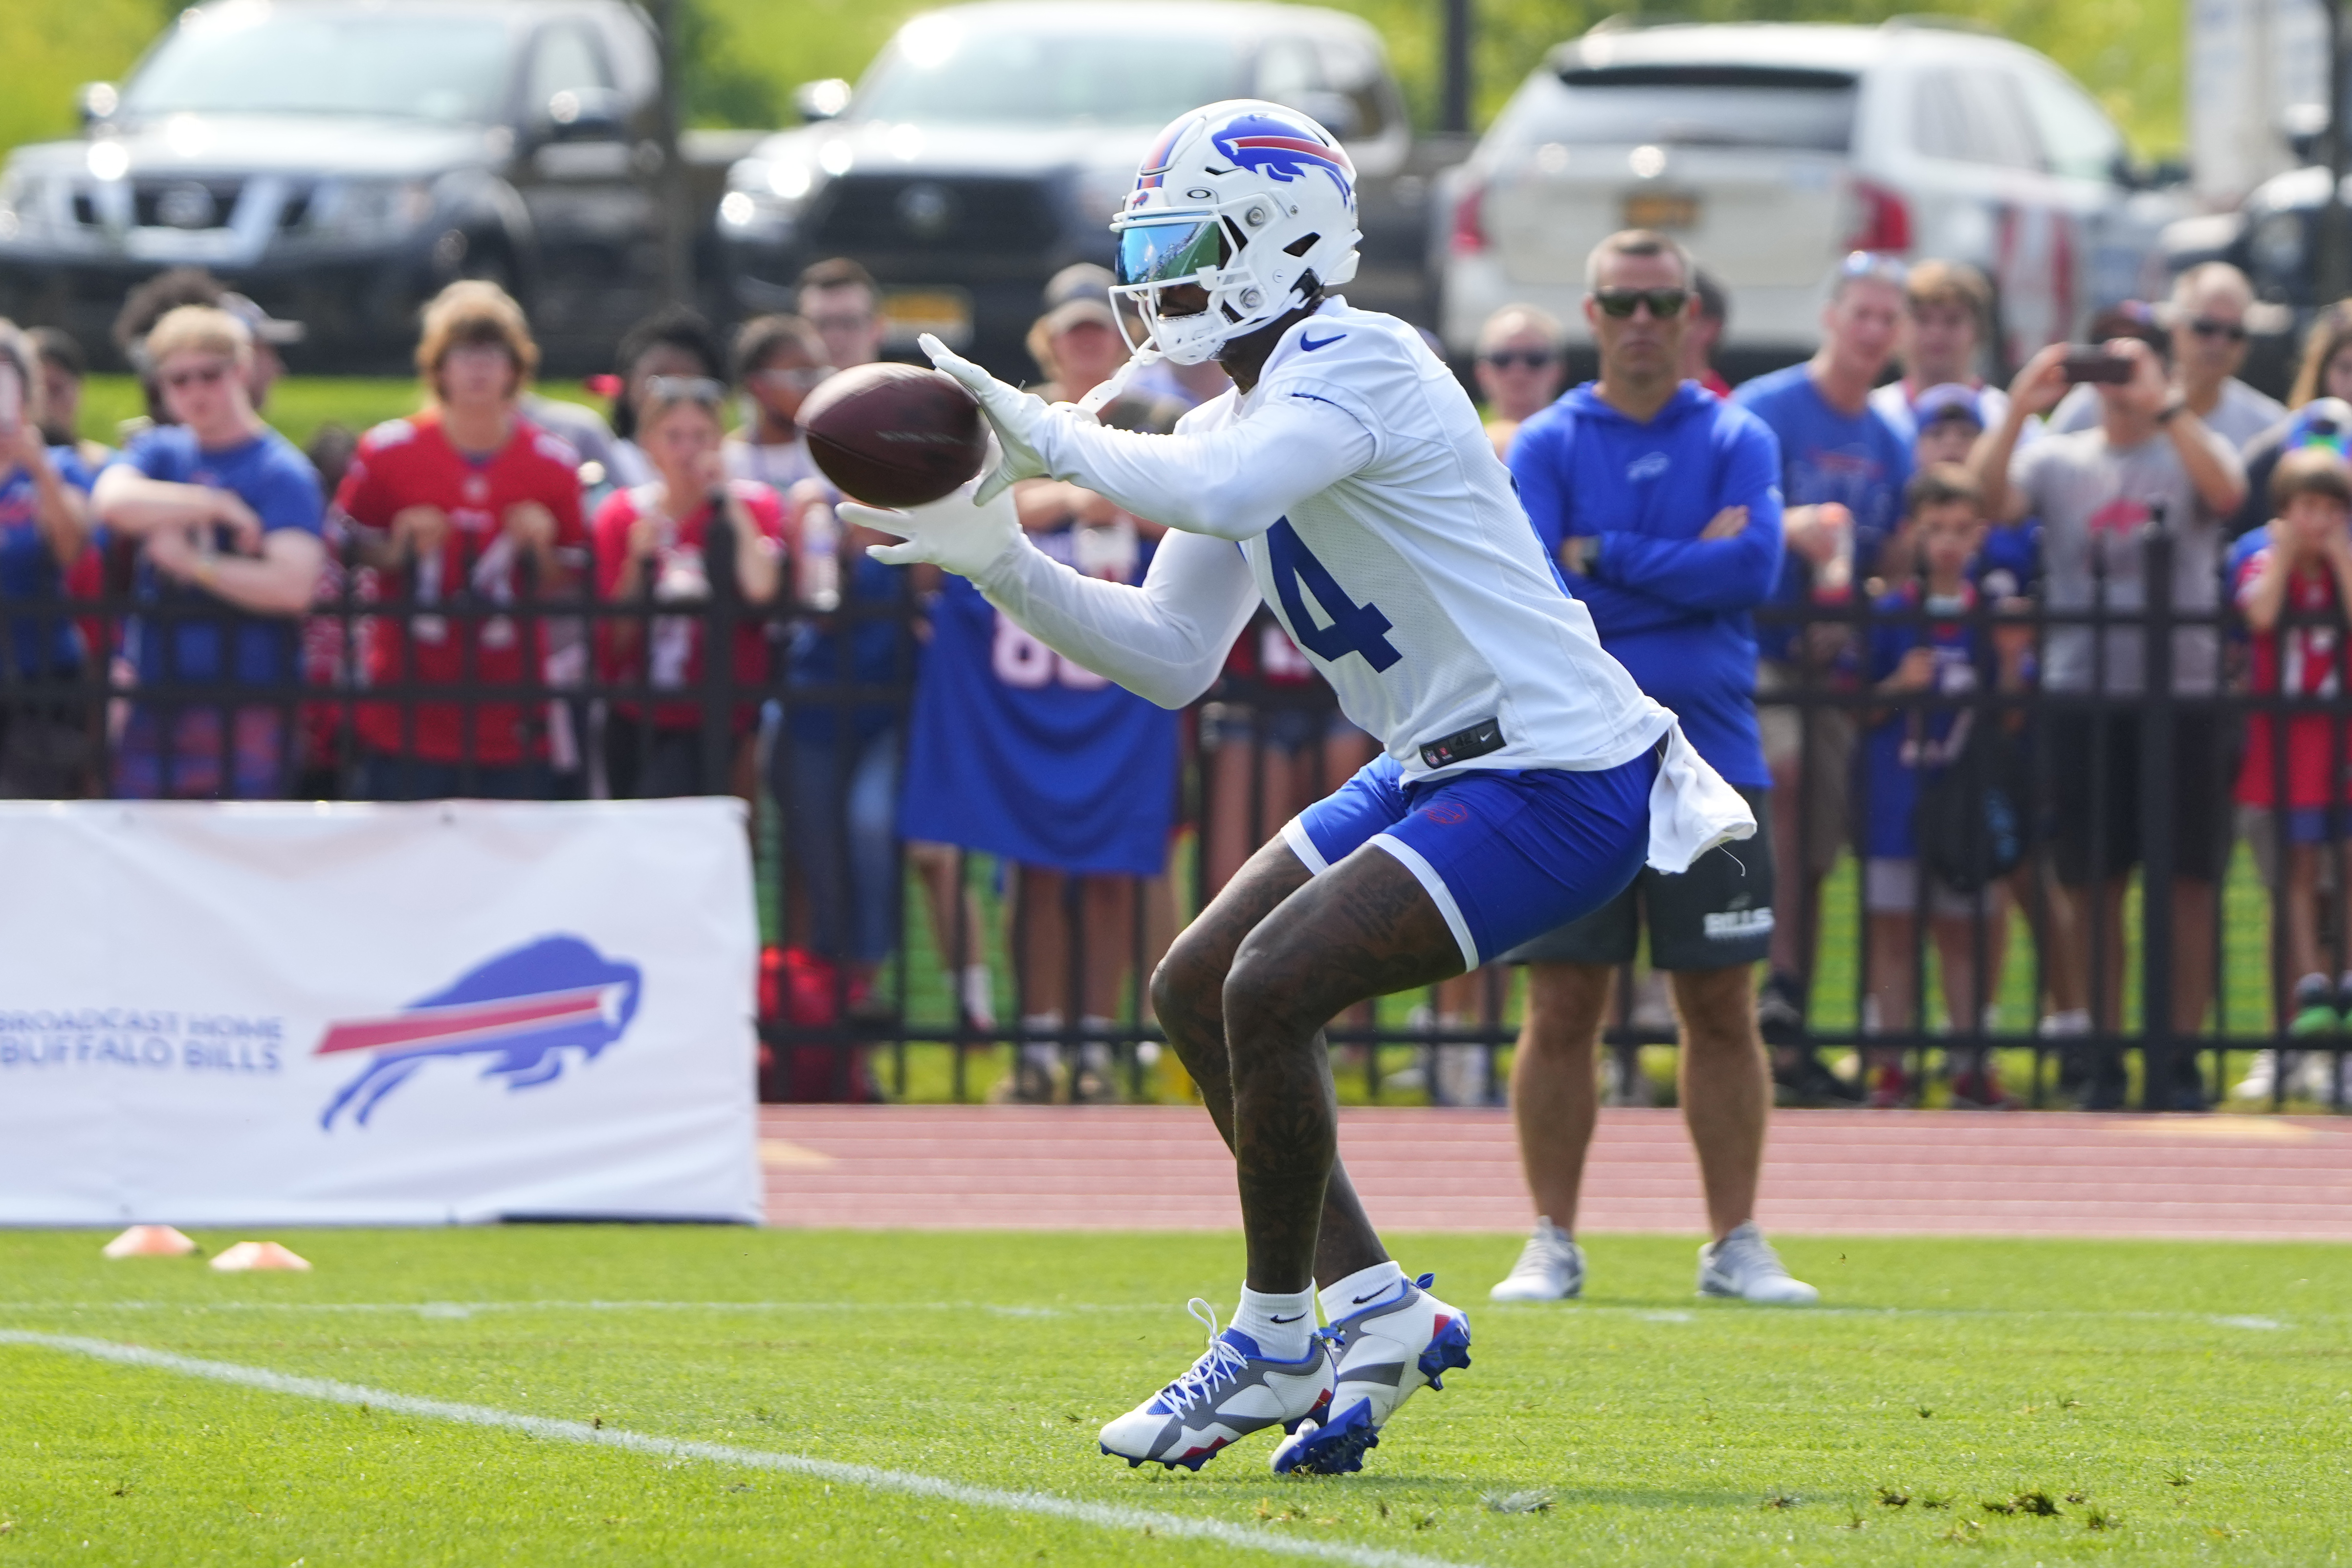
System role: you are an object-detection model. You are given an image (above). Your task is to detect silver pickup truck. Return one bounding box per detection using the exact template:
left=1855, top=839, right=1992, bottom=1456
left=716, top=1, right=1453, bottom=380
left=0, top=0, right=746, bottom=371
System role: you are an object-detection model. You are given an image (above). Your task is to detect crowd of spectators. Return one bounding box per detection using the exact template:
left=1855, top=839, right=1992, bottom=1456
left=7, top=237, right=2352, bottom=1110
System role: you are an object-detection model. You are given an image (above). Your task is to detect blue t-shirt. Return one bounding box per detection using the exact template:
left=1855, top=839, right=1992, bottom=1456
left=787, top=552, right=908, bottom=744
left=899, top=529, right=1177, bottom=876
left=1731, top=365, right=1912, bottom=662
left=1974, top=519, right=2040, bottom=601
left=124, top=425, right=322, bottom=688
left=1859, top=583, right=1987, bottom=860
left=0, top=446, right=97, bottom=677
left=1509, top=381, right=1784, bottom=789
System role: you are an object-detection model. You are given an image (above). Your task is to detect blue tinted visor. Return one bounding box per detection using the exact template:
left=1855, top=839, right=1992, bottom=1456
left=1115, top=218, right=1226, bottom=288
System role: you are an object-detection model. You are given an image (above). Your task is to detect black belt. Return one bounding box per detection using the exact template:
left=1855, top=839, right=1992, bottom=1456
left=1419, top=717, right=1503, bottom=770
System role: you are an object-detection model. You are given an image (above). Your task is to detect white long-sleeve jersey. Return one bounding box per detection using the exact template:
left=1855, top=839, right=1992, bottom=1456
left=973, top=296, right=1672, bottom=785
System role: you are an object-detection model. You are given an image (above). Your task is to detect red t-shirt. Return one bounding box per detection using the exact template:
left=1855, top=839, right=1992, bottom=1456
left=2234, top=538, right=2352, bottom=811
left=334, top=411, right=586, bottom=765
left=591, top=480, right=783, bottom=730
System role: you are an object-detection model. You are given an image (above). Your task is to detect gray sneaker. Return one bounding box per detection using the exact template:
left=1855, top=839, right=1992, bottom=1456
left=1489, top=1218, right=1584, bottom=1302
left=1697, top=1221, right=1818, bottom=1304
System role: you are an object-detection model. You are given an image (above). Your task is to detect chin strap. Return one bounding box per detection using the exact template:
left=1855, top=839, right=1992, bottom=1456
left=1073, top=345, right=1163, bottom=421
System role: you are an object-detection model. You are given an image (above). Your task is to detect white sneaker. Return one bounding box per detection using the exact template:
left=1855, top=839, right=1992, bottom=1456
left=1268, top=1273, right=1471, bottom=1475
left=2291, top=1051, right=2337, bottom=1102
left=1489, top=1219, right=1584, bottom=1302
left=1098, top=1299, right=1335, bottom=1472
left=1697, top=1221, right=1818, bottom=1304
left=2233, top=1050, right=2281, bottom=1101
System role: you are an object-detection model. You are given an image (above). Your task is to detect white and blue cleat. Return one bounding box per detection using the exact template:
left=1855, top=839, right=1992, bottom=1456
left=1269, top=1272, right=1471, bottom=1476
left=1098, top=1299, right=1336, bottom=1472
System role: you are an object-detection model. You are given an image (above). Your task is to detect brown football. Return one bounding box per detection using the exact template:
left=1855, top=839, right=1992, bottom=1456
left=799, top=362, right=989, bottom=508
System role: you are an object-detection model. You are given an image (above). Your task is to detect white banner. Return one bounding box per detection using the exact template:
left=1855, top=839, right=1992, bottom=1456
left=0, top=800, right=761, bottom=1226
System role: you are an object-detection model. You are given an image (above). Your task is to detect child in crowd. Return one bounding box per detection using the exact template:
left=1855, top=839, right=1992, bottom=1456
left=724, top=314, right=830, bottom=495
left=1859, top=465, right=2029, bottom=1107
left=2230, top=446, right=2352, bottom=1098
left=591, top=375, right=783, bottom=799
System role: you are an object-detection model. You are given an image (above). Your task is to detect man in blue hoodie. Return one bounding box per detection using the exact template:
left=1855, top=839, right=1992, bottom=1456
left=1488, top=230, right=1814, bottom=1306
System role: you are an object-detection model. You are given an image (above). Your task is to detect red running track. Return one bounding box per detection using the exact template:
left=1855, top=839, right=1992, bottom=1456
left=758, top=1105, right=2352, bottom=1240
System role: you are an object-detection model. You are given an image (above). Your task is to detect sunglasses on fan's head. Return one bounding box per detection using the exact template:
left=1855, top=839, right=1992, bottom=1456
left=1836, top=251, right=1909, bottom=290
left=1591, top=288, right=1690, bottom=320
left=2187, top=316, right=2248, bottom=343
left=642, top=375, right=727, bottom=406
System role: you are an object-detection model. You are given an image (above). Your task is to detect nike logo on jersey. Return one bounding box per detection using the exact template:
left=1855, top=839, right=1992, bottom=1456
left=1627, top=451, right=1670, bottom=483
left=1299, top=332, right=1346, bottom=352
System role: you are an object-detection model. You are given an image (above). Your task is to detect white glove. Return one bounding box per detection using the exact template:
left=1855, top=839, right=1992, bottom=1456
left=921, top=332, right=1053, bottom=503
left=846, top=481, right=1023, bottom=579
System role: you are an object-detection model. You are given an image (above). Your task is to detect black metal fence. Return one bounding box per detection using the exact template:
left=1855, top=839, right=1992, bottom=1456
left=2, top=519, right=2347, bottom=1112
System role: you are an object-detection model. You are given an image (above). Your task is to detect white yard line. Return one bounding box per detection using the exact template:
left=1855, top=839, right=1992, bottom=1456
left=0, top=1299, right=2326, bottom=1330
left=0, top=1329, right=1477, bottom=1568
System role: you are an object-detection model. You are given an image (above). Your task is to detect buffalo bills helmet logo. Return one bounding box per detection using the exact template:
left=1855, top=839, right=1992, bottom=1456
left=1134, top=114, right=1200, bottom=191
left=1210, top=112, right=1354, bottom=199
left=315, top=935, right=642, bottom=1129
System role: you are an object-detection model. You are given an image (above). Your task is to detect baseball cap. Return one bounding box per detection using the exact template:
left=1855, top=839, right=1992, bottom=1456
left=1043, top=263, right=1115, bottom=311
left=1041, top=295, right=1119, bottom=336
left=220, top=291, right=305, bottom=346
left=1912, top=382, right=1985, bottom=430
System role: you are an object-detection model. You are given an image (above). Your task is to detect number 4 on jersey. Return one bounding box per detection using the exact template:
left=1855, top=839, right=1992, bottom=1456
left=1266, top=518, right=1401, bottom=672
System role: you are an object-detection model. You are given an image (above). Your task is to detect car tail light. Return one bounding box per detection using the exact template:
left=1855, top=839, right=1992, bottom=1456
left=1450, top=183, right=1488, bottom=256
left=1844, top=179, right=1912, bottom=254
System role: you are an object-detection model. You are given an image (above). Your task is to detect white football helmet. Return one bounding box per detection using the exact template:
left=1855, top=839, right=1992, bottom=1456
left=1107, top=100, right=1361, bottom=366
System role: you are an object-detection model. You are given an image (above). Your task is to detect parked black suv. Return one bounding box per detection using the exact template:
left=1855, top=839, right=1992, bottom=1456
left=0, top=0, right=726, bottom=371
left=715, top=1, right=1448, bottom=380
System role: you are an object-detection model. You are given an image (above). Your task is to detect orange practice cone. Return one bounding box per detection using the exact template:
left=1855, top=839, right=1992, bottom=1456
left=208, top=1241, right=312, bottom=1272
left=101, top=1225, right=198, bottom=1259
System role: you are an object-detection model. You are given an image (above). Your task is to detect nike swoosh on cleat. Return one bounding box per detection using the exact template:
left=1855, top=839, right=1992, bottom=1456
left=1299, top=333, right=1345, bottom=352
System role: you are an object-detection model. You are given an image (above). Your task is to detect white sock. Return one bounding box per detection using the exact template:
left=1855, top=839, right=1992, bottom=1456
left=1230, top=1285, right=1316, bottom=1362
left=1318, top=1259, right=1408, bottom=1327
left=960, top=965, right=995, bottom=1027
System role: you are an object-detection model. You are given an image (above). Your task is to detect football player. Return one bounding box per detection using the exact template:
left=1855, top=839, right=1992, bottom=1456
left=844, top=100, right=1753, bottom=1475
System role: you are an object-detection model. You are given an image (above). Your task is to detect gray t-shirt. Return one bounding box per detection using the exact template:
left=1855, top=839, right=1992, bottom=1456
left=2011, top=422, right=2243, bottom=694
left=2048, top=376, right=2285, bottom=450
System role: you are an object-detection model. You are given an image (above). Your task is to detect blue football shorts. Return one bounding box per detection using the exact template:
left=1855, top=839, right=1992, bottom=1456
left=1281, top=748, right=1657, bottom=971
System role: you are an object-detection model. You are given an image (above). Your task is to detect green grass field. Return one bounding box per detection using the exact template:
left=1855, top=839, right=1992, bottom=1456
left=2, top=1227, right=2348, bottom=1564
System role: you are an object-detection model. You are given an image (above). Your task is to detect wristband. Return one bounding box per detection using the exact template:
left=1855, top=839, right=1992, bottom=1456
left=2155, top=398, right=2185, bottom=425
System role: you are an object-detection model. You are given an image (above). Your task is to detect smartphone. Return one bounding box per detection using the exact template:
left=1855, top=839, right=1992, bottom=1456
left=2061, top=346, right=2134, bottom=384
left=0, top=364, right=20, bottom=435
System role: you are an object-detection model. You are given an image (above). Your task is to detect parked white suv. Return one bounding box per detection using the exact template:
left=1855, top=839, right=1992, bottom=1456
left=1438, top=19, right=2176, bottom=376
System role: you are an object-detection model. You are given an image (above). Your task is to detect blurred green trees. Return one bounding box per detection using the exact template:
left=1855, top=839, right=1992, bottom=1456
left=0, top=0, right=2188, bottom=166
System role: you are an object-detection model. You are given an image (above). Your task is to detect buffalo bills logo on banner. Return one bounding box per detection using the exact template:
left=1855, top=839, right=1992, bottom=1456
left=315, top=935, right=642, bottom=1129
left=1209, top=113, right=1354, bottom=199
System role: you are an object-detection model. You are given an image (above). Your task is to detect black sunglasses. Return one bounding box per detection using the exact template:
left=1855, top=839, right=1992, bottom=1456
left=1592, top=287, right=1690, bottom=319
left=2188, top=316, right=2248, bottom=343
left=1481, top=349, right=1559, bottom=370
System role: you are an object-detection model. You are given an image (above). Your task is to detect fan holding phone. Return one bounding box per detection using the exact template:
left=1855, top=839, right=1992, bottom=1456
left=1970, top=315, right=2250, bottom=1110
left=2046, top=269, right=2286, bottom=449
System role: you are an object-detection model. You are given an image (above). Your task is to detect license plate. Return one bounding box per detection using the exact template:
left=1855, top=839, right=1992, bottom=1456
left=882, top=288, right=973, bottom=349
left=1623, top=192, right=1700, bottom=231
